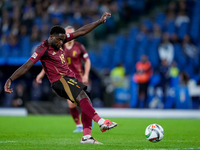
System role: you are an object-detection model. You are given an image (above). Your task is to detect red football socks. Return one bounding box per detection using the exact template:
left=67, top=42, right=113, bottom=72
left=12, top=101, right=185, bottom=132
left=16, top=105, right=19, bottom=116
left=79, top=98, right=101, bottom=123
left=69, top=107, right=81, bottom=125
left=81, top=111, right=92, bottom=136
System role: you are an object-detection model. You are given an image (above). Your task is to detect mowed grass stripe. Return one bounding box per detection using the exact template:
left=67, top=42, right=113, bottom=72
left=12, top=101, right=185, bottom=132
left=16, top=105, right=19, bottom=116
left=0, top=116, right=200, bottom=150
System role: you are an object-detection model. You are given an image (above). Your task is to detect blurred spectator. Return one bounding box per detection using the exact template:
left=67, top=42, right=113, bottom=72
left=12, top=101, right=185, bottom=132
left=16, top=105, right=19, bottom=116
left=10, top=21, right=20, bottom=36
left=109, top=1, right=120, bottom=24
left=42, top=0, right=50, bottom=11
left=0, top=34, right=8, bottom=46
left=179, top=71, right=190, bottom=86
left=166, top=1, right=177, bottom=12
left=51, top=17, right=60, bottom=26
left=8, top=34, right=20, bottom=57
left=0, top=0, right=4, bottom=16
left=152, top=24, right=162, bottom=39
left=182, top=34, right=198, bottom=60
left=41, top=80, right=52, bottom=101
left=99, top=1, right=110, bottom=14
left=35, top=2, right=43, bottom=17
left=133, top=55, right=153, bottom=108
left=12, top=6, right=21, bottom=23
left=40, top=24, right=49, bottom=41
left=20, top=25, right=31, bottom=57
left=0, top=71, right=5, bottom=106
left=30, top=79, right=42, bottom=101
left=178, top=0, right=187, bottom=12
left=30, top=24, right=40, bottom=51
left=30, top=25, right=40, bottom=40
left=121, top=1, right=134, bottom=23
left=41, top=12, right=50, bottom=24
left=164, top=7, right=176, bottom=28
left=158, top=32, right=174, bottom=65
left=110, top=63, right=126, bottom=87
left=20, top=25, right=28, bottom=37
left=22, top=0, right=35, bottom=26
left=170, top=61, right=179, bottom=78
left=47, top=0, right=65, bottom=15
left=1, top=10, right=10, bottom=35
left=155, top=59, right=170, bottom=103
left=175, top=10, right=190, bottom=27
left=136, top=24, right=149, bottom=42
left=12, top=83, right=28, bottom=107
left=171, top=33, right=181, bottom=44
left=0, top=34, right=9, bottom=57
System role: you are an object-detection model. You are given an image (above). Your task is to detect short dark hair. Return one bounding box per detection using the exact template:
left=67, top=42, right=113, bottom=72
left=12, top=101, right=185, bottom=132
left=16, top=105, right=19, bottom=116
left=50, top=25, right=65, bottom=35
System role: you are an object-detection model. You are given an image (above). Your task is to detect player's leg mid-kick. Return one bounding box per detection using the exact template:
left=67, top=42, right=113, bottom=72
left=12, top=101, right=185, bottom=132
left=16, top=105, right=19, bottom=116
left=52, top=76, right=117, bottom=144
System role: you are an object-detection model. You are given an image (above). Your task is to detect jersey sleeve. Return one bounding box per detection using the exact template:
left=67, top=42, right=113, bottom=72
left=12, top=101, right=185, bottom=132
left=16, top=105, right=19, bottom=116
left=79, top=44, right=89, bottom=61
left=29, top=44, right=47, bottom=64
left=64, top=33, right=73, bottom=43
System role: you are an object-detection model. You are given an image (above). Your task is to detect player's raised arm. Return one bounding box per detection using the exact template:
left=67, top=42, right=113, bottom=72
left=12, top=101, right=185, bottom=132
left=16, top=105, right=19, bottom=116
left=4, top=60, right=35, bottom=93
left=72, top=12, right=111, bottom=39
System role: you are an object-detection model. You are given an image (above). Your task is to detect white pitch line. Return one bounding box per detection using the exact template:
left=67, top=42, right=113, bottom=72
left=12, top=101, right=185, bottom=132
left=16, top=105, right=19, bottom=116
left=0, top=141, right=18, bottom=143
left=123, top=148, right=200, bottom=150
left=128, top=148, right=200, bottom=150
left=117, top=147, right=200, bottom=150
left=134, top=140, right=199, bottom=142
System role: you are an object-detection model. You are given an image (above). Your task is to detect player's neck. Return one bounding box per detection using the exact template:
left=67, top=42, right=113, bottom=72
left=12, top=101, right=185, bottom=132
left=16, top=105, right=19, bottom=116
left=65, top=41, right=74, bottom=49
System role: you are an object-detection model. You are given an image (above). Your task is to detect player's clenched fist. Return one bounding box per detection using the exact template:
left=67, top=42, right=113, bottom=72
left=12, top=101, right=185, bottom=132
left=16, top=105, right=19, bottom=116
left=4, top=78, right=13, bottom=93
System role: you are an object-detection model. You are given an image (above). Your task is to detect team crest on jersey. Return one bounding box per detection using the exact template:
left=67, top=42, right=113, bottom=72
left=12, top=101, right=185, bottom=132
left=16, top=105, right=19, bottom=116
left=52, top=51, right=56, bottom=55
left=31, top=52, right=38, bottom=59
left=73, top=51, right=77, bottom=57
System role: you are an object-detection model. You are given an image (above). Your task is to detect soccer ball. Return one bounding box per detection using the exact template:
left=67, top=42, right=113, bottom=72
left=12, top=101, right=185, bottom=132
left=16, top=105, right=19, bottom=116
left=145, top=124, right=164, bottom=142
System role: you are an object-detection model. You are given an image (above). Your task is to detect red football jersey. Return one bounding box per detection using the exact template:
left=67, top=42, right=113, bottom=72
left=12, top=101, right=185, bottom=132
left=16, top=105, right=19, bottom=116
left=29, top=33, right=75, bottom=83
left=65, top=41, right=89, bottom=82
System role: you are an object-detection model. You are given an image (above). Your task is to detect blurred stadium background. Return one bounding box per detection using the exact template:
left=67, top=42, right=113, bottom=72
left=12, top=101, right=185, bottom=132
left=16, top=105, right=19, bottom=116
left=0, top=0, right=200, bottom=117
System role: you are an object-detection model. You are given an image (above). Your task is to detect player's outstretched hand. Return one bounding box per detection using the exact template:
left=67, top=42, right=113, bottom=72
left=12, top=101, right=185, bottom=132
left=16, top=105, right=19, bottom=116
left=36, top=69, right=45, bottom=84
left=82, top=75, right=89, bottom=85
left=4, top=78, right=13, bottom=93
left=100, top=12, right=111, bottom=23
left=36, top=75, right=42, bottom=84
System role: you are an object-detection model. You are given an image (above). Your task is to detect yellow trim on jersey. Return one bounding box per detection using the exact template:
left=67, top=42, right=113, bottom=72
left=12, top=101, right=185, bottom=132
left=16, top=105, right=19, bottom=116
left=55, top=67, right=64, bottom=76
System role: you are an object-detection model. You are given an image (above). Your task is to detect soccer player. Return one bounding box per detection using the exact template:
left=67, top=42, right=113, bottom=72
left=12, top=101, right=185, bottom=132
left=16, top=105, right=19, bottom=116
left=4, top=12, right=117, bottom=144
left=36, top=26, right=91, bottom=133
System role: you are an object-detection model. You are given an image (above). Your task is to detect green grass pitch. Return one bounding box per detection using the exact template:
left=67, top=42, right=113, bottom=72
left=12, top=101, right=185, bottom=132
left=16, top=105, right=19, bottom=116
left=0, top=116, right=200, bottom=150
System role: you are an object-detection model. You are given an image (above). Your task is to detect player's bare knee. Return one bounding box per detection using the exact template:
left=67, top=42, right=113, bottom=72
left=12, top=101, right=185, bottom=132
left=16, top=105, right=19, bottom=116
left=76, top=90, right=89, bottom=102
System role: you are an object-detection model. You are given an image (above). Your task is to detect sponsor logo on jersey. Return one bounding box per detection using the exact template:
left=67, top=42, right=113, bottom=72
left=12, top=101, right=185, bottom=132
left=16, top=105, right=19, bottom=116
left=60, top=54, right=65, bottom=64
left=52, top=52, right=56, bottom=55
left=31, top=52, right=38, bottom=59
